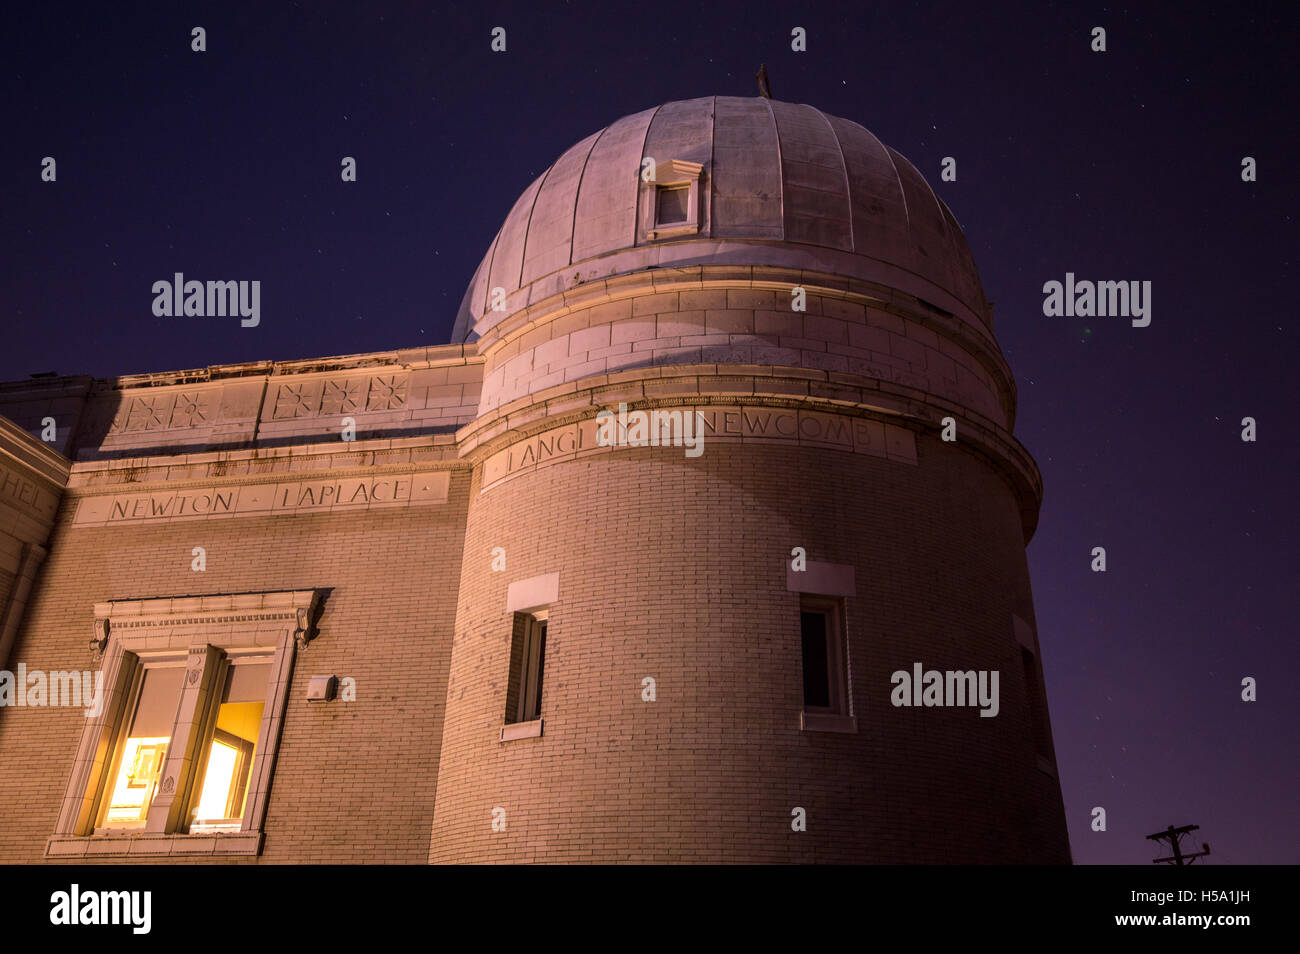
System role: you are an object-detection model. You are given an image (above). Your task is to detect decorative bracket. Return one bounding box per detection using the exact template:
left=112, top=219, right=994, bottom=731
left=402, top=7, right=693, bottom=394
left=294, top=590, right=324, bottom=651
left=90, top=617, right=109, bottom=662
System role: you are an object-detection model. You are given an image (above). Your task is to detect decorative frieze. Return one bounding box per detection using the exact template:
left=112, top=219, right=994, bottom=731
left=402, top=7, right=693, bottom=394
left=271, top=374, right=408, bottom=420
left=112, top=389, right=221, bottom=434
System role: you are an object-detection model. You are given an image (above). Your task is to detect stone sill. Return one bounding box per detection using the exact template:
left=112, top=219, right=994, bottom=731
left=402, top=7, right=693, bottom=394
left=800, top=711, right=858, bottom=734
left=45, top=831, right=263, bottom=859
left=500, top=718, right=543, bottom=742
left=647, top=224, right=699, bottom=240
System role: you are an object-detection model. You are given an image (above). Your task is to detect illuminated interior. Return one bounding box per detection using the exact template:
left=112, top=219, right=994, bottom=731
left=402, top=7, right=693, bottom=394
left=100, top=664, right=184, bottom=830
left=193, top=738, right=238, bottom=820
left=95, top=658, right=268, bottom=835
left=190, top=699, right=263, bottom=832
left=104, top=736, right=170, bottom=825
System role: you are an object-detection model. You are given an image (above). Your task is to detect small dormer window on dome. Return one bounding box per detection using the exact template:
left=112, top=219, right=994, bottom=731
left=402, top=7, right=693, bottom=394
left=656, top=185, right=689, bottom=225
left=643, top=158, right=703, bottom=240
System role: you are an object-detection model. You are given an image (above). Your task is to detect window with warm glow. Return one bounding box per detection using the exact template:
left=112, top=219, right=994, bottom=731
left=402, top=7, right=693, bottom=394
left=92, top=657, right=273, bottom=834
left=190, top=662, right=269, bottom=832
left=103, top=738, right=169, bottom=825
left=99, top=665, right=184, bottom=829
left=52, top=590, right=321, bottom=857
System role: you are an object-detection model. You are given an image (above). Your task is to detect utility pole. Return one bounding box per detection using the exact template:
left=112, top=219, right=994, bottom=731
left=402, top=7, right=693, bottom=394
left=1147, top=824, right=1211, bottom=865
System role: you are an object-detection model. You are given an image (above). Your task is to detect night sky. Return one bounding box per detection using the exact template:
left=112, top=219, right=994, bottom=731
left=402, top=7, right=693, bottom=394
left=3, top=2, right=1295, bottom=864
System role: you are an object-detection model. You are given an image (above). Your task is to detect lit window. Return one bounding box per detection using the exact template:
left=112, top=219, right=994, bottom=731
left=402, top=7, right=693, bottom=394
left=92, top=656, right=271, bottom=836
left=799, top=596, right=848, bottom=716
left=50, top=590, right=321, bottom=858
left=506, top=611, right=547, bottom=725
left=100, top=665, right=184, bottom=829
left=191, top=662, right=269, bottom=832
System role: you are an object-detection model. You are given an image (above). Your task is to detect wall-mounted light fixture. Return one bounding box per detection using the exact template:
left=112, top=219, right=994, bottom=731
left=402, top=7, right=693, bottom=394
left=306, top=675, right=337, bottom=702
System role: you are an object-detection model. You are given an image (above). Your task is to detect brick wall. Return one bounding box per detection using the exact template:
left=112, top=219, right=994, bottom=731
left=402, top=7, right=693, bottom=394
left=0, top=466, right=470, bottom=863
left=429, top=435, right=1070, bottom=863
left=0, top=274, right=1066, bottom=864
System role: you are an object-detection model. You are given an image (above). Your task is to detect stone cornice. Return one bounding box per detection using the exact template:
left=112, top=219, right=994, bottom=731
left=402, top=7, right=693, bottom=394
left=93, top=589, right=321, bottom=632
left=467, top=242, right=997, bottom=342
left=64, top=432, right=464, bottom=493
left=89, top=343, right=477, bottom=392
left=477, top=264, right=996, bottom=351
left=0, top=414, right=71, bottom=490
left=452, top=363, right=1043, bottom=542
left=0, top=346, right=486, bottom=466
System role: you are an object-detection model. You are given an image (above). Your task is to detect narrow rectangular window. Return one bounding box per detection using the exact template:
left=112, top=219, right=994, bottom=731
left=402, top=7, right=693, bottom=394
left=1021, top=649, right=1052, bottom=758
left=799, top=596, right=847, bottom=715
left=506, top=613, right=547, bottom=725
left=800, top=611, right=831, bottom=708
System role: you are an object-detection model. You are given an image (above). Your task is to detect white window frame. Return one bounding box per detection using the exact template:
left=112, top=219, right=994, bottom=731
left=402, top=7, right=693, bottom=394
left=799, top=596, right=848, bottom=715
left=642, top=158, right=704, bottom=240
left=501, top=610, right=547, bottom=742
left=500, top=573, right=558, bottom=743
left=45, top=589, right=322, bottom=859
left=788, top=562, right=857, bottom=733
left=515, top=609, right=547, bottom=724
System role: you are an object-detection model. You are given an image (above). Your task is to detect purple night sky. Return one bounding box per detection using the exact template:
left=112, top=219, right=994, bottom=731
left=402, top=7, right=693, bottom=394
left=2, top=2, right=1295, bottom=863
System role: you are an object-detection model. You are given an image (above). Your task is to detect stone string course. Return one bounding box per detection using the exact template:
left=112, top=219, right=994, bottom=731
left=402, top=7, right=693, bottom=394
left=479, top=286, right=1008, bottom=427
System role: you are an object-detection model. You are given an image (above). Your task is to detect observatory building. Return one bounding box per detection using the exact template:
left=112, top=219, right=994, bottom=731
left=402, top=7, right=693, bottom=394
left=0, top=96, right=1070, bottom=863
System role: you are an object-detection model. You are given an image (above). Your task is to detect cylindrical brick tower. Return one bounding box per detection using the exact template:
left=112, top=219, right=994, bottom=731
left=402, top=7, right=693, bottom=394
left=429, top=96, right=1070, bottom=863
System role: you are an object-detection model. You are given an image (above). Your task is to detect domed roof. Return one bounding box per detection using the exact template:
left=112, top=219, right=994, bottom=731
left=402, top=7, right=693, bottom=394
left=452, top=96, right=987, bottom=342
